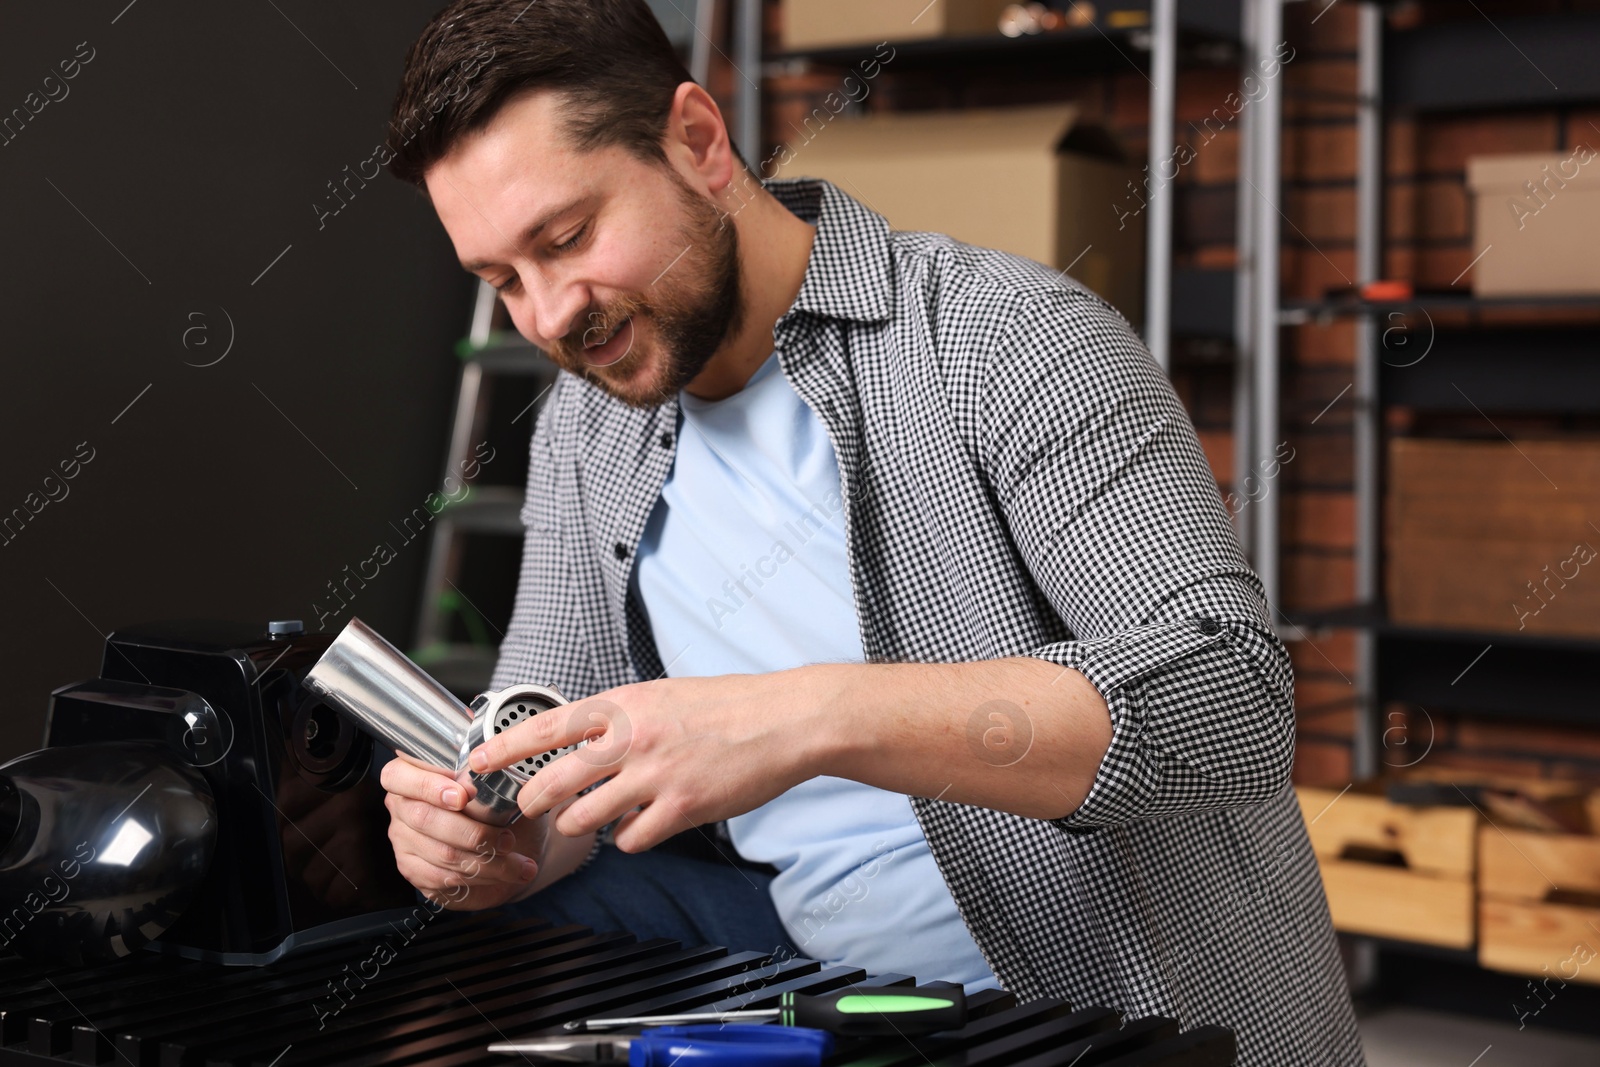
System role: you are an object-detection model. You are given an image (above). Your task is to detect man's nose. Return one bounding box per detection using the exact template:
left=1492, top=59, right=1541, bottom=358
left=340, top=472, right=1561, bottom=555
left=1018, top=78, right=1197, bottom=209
left=515, top=268, right=589, bottom=349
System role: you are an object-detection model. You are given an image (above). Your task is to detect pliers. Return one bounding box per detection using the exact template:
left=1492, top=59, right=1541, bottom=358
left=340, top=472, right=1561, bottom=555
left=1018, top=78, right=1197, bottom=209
left=488, top=1022, right=834, bottom=1064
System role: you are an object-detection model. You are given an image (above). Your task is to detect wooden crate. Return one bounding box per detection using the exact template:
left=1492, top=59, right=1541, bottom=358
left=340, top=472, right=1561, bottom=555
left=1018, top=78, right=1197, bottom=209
left=1386, top=437, right=1600, bottom=639
left=1297, top=785, right=1477, bottom=948
left=1479, top=826, right=1600, bottom=983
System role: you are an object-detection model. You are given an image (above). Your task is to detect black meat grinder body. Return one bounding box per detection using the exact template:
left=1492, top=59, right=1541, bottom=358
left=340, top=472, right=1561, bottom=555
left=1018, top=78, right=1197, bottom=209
left=0, top=620, right=420, bottom=967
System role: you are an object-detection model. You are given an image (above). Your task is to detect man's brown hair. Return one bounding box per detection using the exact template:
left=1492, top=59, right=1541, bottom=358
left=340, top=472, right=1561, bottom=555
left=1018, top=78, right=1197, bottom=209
left=385, top=0, right=741, bottom=187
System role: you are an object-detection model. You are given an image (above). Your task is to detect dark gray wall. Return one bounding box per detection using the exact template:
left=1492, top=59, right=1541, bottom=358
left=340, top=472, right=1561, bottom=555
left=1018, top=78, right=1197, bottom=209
left=0, top=2, right=475, bottom=759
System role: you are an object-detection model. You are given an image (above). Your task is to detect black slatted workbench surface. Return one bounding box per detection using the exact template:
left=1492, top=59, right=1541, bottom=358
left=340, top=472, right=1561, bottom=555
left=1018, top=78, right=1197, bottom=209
left=0, top=910, right=1236, bottom=1065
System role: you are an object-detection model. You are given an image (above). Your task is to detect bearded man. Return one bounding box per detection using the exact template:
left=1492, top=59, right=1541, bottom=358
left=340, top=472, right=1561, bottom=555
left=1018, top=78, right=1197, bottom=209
left=374, top=4, right=1364, bottom=1064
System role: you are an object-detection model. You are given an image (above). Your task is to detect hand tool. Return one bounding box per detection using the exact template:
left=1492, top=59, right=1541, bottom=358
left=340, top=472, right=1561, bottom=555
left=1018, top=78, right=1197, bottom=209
left=566, top=986, right=968, bottom=1037
left=487, top=1023, right=832, bottom=1063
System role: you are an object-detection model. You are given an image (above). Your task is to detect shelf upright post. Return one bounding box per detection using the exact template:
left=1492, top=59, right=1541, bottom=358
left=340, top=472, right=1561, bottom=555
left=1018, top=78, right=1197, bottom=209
left=1251, top=0, right=1285, bottom=616
left=691, top=0, right=716, bottom=86
left=1353, top=2, right=1385, bottom=779
left=1145, top=0, right=1178, bottom=372
left=736, top=0, right=763, bottom=177
left=1232, top=0, right=1260, bottom=558
left=468, top=275, right=499, bottom=349
left=1339, top=0, right=1388, bottom=998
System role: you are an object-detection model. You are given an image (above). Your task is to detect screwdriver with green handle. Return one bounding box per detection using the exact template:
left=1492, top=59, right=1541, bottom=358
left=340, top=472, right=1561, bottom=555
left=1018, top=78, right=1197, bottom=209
left=566, top=986, right=968, bottom=1037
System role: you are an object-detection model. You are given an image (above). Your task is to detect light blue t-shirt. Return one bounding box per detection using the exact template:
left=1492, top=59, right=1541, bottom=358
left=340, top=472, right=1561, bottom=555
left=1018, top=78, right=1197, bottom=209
left=631, top=350, right=999, bottom=992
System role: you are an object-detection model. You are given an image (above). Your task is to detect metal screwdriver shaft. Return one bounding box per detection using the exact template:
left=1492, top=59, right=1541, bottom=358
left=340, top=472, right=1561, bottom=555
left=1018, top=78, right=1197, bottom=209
left=567, top=988, right=968, bottom=1037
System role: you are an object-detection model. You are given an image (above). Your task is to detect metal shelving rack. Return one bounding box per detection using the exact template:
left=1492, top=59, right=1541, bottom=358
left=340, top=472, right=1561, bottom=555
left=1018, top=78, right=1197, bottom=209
left=738, top=0, right=1250, bottom=374
left=1243, top=0, right=1600, bottom=772
left=1241, top=0, right=1600, bottom=1004
left=1234, top=0, right=1378, bottom=763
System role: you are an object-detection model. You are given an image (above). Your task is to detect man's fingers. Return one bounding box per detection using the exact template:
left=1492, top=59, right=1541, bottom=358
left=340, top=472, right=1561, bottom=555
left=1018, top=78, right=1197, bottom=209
left=610, top=803, right=695, bottom=854
left=416, top=834, right=537, bottom=884
left=470, top=698, right=630, bottom=774
left=469, top=704, right=582, bottom=773
left=552, top=774, right=661, bottom=839
left=394, top=853, right=496, bottom=899
left=514, top=746, right=615, bottom=821
left=380, top=749, right=468, bottom=810
left=387, top=793, right=516, bottom=856
left=390, top=821, right=538, bottom=885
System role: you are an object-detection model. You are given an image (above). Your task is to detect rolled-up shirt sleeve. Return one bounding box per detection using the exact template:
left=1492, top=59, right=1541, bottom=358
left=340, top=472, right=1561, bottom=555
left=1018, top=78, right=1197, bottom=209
left=979, top=287, right=1297, bottom=831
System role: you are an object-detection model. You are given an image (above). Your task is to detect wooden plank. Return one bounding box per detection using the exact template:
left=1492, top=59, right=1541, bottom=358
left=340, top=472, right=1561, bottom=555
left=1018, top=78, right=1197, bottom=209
left=1318, top=861, right=1475, bottom=948
left=1389, top=439, right=1600, bottom=501
left=1402, top=766, right=1594, bottom=802
left=1388, top=535, right=1600, bottom=638
left=1388, top=491, right=1600, bottom=542
left=1479, top=898, right=1600, bottom=984
left=1296, top=787, right=1478, bottom=877
left=1479, top=826, right=1600, bottom=901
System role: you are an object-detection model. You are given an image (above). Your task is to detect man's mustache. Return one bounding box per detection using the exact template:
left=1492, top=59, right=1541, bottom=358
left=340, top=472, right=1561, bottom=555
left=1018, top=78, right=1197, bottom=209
left=553, top=296, right=647, bottom=361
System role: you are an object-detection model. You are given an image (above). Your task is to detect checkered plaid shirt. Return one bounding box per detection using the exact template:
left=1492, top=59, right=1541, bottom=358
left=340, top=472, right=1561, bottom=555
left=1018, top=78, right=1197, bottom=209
left=491, top=177, right=1364, bottom=1066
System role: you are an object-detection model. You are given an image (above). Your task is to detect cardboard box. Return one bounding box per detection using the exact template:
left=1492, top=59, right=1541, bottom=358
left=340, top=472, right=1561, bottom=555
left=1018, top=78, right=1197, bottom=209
left=774, top=102, right=1146, bottom=326
left=1467, top=149, right=1600, bottom=297
left=782, top=0, right=1011, bottom=51
left=1387, top=438, right=1600, bottom=638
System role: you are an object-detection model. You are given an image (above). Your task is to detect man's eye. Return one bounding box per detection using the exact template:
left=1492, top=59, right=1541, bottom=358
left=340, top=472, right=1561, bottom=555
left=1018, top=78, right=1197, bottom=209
left=551, top=222, right=589, bottom=254
left=494, top=275, right=520, bottom=295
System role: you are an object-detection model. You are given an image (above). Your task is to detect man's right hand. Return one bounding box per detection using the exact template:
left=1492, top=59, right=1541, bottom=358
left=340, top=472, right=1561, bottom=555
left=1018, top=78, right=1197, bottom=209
left=380, top=750, right=546, bottom=911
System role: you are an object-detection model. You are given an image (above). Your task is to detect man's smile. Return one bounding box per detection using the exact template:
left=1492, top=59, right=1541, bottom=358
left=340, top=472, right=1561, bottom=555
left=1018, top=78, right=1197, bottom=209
left=580, top=315, right=635, bottom=367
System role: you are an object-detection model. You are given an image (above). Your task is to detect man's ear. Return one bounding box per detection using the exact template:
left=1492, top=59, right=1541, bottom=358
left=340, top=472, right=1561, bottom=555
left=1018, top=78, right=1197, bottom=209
left=665, top=81, right=736, bottom=198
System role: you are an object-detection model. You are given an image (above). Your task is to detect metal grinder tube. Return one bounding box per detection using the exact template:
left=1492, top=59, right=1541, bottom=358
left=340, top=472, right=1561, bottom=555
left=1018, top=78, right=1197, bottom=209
left=303, top=617, right=562, bottom=827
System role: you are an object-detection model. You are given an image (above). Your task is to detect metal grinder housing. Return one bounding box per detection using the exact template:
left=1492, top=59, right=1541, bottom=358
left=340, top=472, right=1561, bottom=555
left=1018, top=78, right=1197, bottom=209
left=302, top=617, right=577, bottom=827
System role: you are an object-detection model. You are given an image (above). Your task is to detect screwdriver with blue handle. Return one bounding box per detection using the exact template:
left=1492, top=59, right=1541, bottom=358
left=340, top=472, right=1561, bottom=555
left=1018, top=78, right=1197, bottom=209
left=567, top=986, right=969, bottom=1038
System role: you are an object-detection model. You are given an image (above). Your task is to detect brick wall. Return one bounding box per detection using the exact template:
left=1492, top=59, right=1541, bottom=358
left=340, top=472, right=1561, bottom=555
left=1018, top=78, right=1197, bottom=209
left=1277, top=0, right=1362, bottom=785
left=744, top=1, right=1600, bottom=789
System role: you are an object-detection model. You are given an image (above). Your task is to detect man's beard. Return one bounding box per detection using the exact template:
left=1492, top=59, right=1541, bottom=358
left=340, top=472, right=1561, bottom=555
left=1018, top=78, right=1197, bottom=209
left=546, top=168, right=745, bottom=409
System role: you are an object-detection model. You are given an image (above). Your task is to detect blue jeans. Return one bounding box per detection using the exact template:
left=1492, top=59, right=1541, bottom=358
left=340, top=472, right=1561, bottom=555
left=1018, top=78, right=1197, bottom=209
left=498, top=842, right=806, bottom=961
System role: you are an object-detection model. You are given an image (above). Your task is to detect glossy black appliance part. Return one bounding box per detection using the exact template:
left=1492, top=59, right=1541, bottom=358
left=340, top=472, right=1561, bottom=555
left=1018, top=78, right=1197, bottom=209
left=0, top=742, right=216, bottom=967
left=36, top=620, right=418, bottom=965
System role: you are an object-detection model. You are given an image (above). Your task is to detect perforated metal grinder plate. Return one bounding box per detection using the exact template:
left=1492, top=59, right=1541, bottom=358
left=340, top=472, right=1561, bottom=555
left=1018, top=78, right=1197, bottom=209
left=488, top=691, right=578, bottom=777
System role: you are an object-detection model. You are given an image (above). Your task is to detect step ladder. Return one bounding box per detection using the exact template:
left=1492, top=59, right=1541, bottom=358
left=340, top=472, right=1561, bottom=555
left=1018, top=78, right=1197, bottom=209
left=410, top=280, right=557, bottom=698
